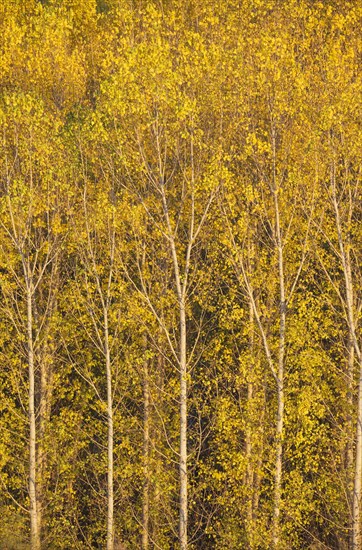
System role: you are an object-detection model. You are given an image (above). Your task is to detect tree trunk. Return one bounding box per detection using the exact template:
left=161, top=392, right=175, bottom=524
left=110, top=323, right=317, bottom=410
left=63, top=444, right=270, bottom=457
left=347, top=337, right=354, bottom=549
left=245, top=299, right=254, bottom=538
left=352, top=336, right=362, bottom=549
left=331, top=172, right=361, bottom=549
left=253, top=377, right=267, bottom=516
left=153, top=352, right=164, bottom=546
left=272, top=188, right=286, bottom=548
left=273, top=380, right=284, bottom=548
left=27, top=281, right=40, bottom=550
left=105, top=312, right=114, bottom=550
left=142, top=348, right=150, bottom=550
left=37, top=348, right=54, bottom=545
left=353, top=358, right=362, bottom=550
left=179, top=299, right=188, bottom=550
left=344, top=253, right=361, bottom=550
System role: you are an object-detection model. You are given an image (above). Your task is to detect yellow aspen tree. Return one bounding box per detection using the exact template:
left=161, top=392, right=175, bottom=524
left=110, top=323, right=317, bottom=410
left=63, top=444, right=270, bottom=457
left=95, top=6, right=225, bottom=545
left=220, top=6, right=316, bottom=545
left=0, top=92, right=67, bottom=550
left=310, top=8, right=362, bottom=545
left=66, top=170, right=125, bottom=549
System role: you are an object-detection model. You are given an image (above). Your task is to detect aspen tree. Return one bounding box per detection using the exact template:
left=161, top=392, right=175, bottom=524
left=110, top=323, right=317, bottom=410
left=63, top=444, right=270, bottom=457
left=122, top=136, right=218, bottom=549
left=96, top=8, right=223, bottom=545
left=315, top=122, right=362, bottom=550
left=220, top=12, right=315, bottom=544
left=68, top=175, right=124, bottom=550
left=142, top=341, right=150, bottom=550
left=0, top=92, right=66, bottom=549
left=309, top=9, right=362, bottom=545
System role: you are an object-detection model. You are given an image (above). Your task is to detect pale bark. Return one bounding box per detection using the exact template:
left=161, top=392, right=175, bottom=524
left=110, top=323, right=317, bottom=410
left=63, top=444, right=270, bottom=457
left=135, top=123, right=214, bottom=549
left=153, top=352, right=164, bottom=546
left=179, top=299, right=188, bottom=550
left=80, top=185, right=116, bottom=550
left=253, top=378, right=267, bottom=516
left=142, top=350, right=150, bottom=550
left=245, top=379, right=254, bottom=526
left=37, top=346, right=54, bottom=544
left=330, top=168, right=362, bottom=549
left=353, top=362, right=362, bottom=550
left=272, top=187, right=286, bottom=549
left=347, top=284, right=362, bottom=550
left=105, top=311, right=114, bottom=550
left=347, top=337, right=354, bottom=534
left=37, top=262, right=58, bottom=544
left=27, top=279, right=40, bottom=550
left=160, top=183, right=189, bottom=550
left=245, top=299, right=255, bottom=534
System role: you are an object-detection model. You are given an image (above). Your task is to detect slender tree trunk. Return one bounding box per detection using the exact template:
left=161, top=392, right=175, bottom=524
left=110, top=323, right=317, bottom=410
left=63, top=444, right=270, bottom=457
left=142, top=348, right=150, bottom=550
left=179, top=299, right=188, bottom=550
left=153, top=352, right=164, bottom=546
left=353, top=357, right=362, bottom=550
left=352, top=327, right=362, bottom=549
left=245, top=299, right=254, bottom=536
left=27, top=280, right=40, bottom=550
left=331, top=171, right=361, bottom=549
left=245, top=380, right=254, bottom=519
left=347, top=338, right=355, bottom=473
left=161, top=183, right=189, bottom=549
left=346, top=341, right=362, bottom=550
left=37, top=265, right=58, bottom=543
left=272, top=188, right=286, bottom=548
left=104, top=312, right=114, bottom=550
left=347, top=290, right=362, bottom=550
left=347, top=337, right=354, bottom=550
left=37, top=348, right=54, bottom=545
left=273, top=380, right=284, bottom=548
left=253, top=377, right=267, bottom=515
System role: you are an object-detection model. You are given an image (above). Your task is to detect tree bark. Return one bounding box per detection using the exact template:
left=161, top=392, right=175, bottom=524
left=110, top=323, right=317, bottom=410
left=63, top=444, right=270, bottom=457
left=27, top=279, right=40, bottom=550
left=105, top=311, right=114, bottom=550
left=179, top=299, right=188, bottom=550
left=347, top=337, right=354, bottom=550
left=272, top=187, right=286, bottom=549
left=245, top=299, right=254, bottom=537
left=160, top=183, right=189, bottom=549
left=253, top=377, right=267, bottom=516
left=142, top=347, right=150, bottom=550
left=353, top=359, right=362, bottom=550
left=37, top=347, right=54, bottom=546
left=330, top=169, right=361, bottom=549
left=153, top=352, right=164, bottom=546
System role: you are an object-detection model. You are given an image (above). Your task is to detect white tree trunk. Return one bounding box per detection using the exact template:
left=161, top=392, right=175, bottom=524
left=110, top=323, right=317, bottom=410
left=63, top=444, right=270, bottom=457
left=353, top=360, right=362, bottom=550
left=272, top=189, right=286, bottom=548
left=330, top=171, right=362, bottom=549
left=160, top=183, right=190, bottom=549
left=245, top=299, right=255, bottom=534
left=347, top=337, right=354, bottom=550
left=142, top=349, right=150, bottom=550
left=105, top=312, right=114, bottom=550
left=27, top=281, right=40, bottom=550
left=273, top=380, right=284, bottom=547
left=179, top=300, right=188, bottom=550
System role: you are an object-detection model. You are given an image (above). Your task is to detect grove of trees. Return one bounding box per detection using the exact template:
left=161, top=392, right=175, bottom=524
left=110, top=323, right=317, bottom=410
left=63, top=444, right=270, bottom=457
left=1, top=1, right=362, bottom=548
